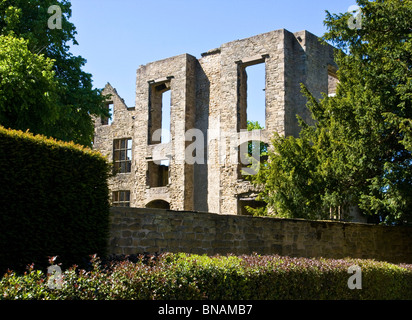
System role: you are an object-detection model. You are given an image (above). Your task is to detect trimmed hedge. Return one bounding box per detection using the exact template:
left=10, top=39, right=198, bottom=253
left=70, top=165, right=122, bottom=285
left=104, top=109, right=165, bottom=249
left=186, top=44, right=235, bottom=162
left=1, top=253, right=411, bottom=300
left=0, top=126, right=111, bottom=274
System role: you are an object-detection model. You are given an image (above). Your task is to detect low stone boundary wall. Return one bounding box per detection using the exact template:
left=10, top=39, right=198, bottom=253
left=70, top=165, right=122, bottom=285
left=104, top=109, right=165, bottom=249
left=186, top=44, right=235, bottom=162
left=109, top=207, right=412, bottom=264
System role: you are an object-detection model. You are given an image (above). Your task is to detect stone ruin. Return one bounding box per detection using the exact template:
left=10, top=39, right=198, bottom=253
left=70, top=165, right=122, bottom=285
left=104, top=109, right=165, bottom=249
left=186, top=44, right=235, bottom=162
left=93, top=29, right=339, bottom=216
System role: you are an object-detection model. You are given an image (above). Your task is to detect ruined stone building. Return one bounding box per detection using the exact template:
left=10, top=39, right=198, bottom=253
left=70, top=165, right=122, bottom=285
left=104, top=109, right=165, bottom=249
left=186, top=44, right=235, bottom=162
left=93, top=29, right=339, bottom=216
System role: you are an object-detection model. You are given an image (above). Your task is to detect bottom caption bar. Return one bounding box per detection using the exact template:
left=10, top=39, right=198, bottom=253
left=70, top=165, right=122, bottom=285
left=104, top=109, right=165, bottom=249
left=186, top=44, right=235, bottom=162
left=158, top=303, right=253, bottom=317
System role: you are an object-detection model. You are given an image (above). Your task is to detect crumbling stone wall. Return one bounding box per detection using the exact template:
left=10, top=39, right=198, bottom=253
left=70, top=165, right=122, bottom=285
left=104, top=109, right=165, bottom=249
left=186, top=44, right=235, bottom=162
left=109, top=207, right=412, bottom=264
left=134, top=54, right=197, bottom=211
left=93, top=28, right=338, bottom=216
left=93, top=84, right=136, bottom=198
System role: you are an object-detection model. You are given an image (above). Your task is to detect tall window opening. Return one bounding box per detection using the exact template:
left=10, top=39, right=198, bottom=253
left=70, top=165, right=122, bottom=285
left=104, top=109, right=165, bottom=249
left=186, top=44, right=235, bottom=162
left=238, top=57, right=266, bottom=131
left=162, top=90, right=171, bottom=144
left=147, top=159, right=170, bottom=188
left=148, top=79, right=172, bottom=145
left=101, top=102, right=113, bottom=125
left=246, top=63, right=266, bottom=128
left=113, top=138, right=132, bottom=174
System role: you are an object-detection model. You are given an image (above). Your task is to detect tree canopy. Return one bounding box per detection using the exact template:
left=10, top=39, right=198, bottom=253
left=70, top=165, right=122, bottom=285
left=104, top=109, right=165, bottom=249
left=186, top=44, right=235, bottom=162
left=249, top=0, right=412, bottom=225
left=0, top=35, right=59, bottom=135
left=0, top=0, right=109, bottom=146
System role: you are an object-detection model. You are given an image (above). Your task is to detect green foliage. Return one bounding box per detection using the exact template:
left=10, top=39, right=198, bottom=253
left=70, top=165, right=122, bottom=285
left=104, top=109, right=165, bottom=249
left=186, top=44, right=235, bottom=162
left=1, top=253, right=411, bottom=300
left=243, top=121, right=269, bottom=216
left=0, top=35, right=59, bottom=135
left=246, top=120, right=268, bottom=157
left=249, top=0, right=412, bottom=224
left=0, top=126, right=111, bottom=274
left=0, top=0, right=109, bottom=147
left=249, top=128, right=328, bottom=219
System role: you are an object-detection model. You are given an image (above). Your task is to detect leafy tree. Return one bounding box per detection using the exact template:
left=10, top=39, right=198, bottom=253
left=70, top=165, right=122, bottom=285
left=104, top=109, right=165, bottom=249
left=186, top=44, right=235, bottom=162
left=0, top=35, right=59, bottom=135
left=0, top=0, right=109, bottom=146
left=249, top=0, right=412, bottom=224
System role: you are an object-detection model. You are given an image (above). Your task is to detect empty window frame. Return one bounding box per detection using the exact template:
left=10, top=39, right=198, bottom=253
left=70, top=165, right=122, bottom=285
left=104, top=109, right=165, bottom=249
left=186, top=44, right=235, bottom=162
left=237, top=140, right=268, bottom=178
left=237, top=56, right=267, bottom=131
left=147, top=160, right=169, bottom=188
left=148, top=79, right=172, bottom=145
left=113, top=138, right=132, bottom=173
left=112, top=190, right=130, bottom=207
left=101, top=102, right=114, bottom=125
left=238, top=198, right=267, bottom=216
left=161, top=90, right=171, bottom=144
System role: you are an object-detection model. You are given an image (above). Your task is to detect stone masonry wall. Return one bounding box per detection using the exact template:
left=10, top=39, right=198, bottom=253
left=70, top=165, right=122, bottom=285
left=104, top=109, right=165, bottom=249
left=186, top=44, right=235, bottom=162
left=109, top=207, right=412, bottom=264
left=134, top=54, right=197, bottom=211
left=93, top=84, right=137, bottom=199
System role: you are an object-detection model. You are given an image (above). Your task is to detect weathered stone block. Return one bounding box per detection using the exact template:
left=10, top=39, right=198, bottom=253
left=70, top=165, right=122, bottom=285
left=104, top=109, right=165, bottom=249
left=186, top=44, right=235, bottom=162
left=129, top=223, right=142, bottom=231
left=212, top=240, right=234, bottom=249
left=163, top=232, right=179, bottom=240
left=184, top=233, right=196, bottom=241
left=155, top=239, right=168, bottom=247
left=141, top=224, right=158, bottom=232
left=146, top=231, right=163, bottom=240
left=117, top=238, right=132, bottom=247
left=140, top=240, right=159, bottom=249
left=158, top=224, right=172, bottom=233
left=132, top=231, right=147, bottom=238
left=224, top=233, right=235, bottom=240
left=122, top=230, right=132, bottom=238
left=193, top=226, right=204, bottom=233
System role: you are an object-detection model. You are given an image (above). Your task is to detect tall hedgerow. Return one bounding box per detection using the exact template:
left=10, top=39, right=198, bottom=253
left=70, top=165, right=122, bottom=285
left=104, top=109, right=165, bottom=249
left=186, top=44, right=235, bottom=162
left=0, top=126, right=111, bottom=273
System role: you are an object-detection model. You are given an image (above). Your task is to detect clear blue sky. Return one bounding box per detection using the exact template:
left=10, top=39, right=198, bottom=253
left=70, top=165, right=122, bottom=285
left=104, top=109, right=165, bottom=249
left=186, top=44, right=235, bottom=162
left=69, top=0, right=356, bottom=125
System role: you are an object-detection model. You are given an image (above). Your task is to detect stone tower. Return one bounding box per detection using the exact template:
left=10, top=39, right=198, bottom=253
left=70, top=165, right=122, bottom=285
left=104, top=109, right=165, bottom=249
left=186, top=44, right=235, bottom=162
left=93, top=29, right=338, bottom=215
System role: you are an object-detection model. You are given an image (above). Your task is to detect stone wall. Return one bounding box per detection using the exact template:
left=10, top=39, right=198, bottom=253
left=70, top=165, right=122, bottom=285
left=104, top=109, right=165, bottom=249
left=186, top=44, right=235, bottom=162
left=134, top=54, right=198, bottom=211
left=109, top=207, right=412, bottom=264
left=93, top=84, right=136, bottom=200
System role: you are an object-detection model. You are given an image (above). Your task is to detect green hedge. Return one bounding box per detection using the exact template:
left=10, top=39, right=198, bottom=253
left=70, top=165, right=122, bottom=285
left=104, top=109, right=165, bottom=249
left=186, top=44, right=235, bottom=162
left=1, top=253, right=411, bottom=300
left=0, top=126, right=111, bottom=273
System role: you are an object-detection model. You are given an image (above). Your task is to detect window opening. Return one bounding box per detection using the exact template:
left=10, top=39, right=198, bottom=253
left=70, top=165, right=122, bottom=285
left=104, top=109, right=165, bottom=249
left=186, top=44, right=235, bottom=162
left=148, top=80, right=171, bottom=144
left=112, top=190, right=130, bottom=207
left=147, top=159, right=170, bottom=188
left=238, top=198, right=267, bottom=216
left=113, top=138, right=132, bottom=173
left=101, top=102, right=113, bottom=125
left=238, top=59, right=266, bottom=131
left=238, top=140, right=268, bottom=178
left=246, top=63, right=266, bottom=128
left=162, top=90, right=171, bottom=144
